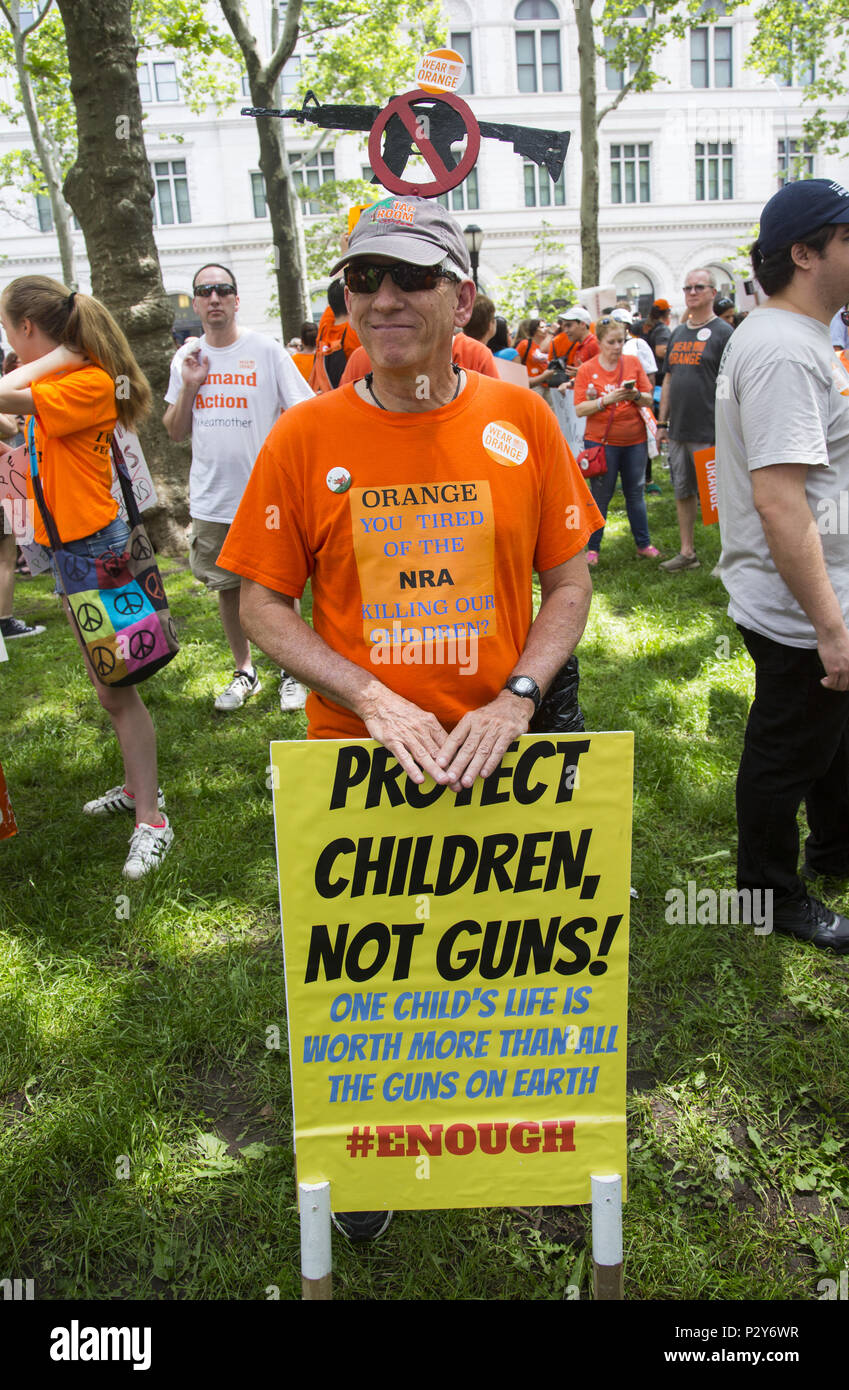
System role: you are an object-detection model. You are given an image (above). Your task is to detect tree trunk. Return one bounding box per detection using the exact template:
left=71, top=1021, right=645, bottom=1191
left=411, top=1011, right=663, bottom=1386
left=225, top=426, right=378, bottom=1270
left=221, top=0, right=308, bottom=341
left=253, top=71, right=309, bottom=336
left=55, top=0, right=189, bottom=553
left=574, top=0, right=600, bottom=288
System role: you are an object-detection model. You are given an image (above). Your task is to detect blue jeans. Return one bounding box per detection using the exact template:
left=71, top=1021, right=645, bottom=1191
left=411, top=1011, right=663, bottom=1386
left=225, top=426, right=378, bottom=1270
left=586, top=439, right=650, bottom=551
left=49, top=515, right=131, bottom=594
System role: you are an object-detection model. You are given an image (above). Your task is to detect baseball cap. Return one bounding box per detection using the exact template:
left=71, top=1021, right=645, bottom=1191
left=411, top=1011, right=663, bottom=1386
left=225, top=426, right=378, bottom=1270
left=611, top=307, right=634, bottom=324
left=561, top=305, right=591, bottom=325
left=758, top=178, right=849, bottom=257
left=330, top=196, right=471, bottom=277
left=652, top=298, right=670, bottom=312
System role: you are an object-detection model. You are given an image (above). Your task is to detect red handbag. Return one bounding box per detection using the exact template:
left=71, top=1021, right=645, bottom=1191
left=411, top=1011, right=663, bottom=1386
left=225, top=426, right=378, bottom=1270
left=576, top=360, right=623, bottom=478
left=576, top=442, right=608, bottom=477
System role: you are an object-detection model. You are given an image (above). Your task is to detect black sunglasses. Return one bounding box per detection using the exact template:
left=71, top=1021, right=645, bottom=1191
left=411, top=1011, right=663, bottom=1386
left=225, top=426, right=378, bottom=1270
left=683, top=283, right=711, bottom=292
left=344, top=262, right=458, bottom=295
left=194, top=282, right=237, bottom=297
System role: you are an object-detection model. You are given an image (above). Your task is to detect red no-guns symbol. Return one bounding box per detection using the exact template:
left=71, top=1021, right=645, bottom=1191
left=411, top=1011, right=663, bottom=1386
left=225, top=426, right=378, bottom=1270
left=367, top=90, right=480, bottom=197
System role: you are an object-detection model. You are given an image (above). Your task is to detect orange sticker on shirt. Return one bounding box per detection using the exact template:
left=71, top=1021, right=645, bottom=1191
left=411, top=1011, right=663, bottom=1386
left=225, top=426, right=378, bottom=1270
left=349, top=479, right=497, bottom=648
left=482, top=421, right=528, bottom=466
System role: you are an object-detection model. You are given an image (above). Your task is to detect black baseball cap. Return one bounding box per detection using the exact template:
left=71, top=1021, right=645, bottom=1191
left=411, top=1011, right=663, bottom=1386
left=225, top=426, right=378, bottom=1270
left=759, top=178, right=849, bottom=257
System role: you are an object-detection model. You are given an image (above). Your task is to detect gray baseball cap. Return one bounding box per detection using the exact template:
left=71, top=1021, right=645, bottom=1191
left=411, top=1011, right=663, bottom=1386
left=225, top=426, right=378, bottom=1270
left=330, top=196, right=472, bottom=277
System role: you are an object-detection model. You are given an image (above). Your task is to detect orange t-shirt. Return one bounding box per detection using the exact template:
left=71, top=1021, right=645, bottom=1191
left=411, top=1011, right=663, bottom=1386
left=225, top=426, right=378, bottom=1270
left=549, top=332, right=598, bottom=367
left=27, top=365, right=118, bottom=546
left=340, top=337, right=499, bottom=386
left=573, top=357, right=651, bottom=446
left=514, top=339, right=550, bottom=378
left=452, top=335, right=499, bottom=377
left=291, top=351, right=315, bottom=381
left=218, top=373, right=603, bottom=739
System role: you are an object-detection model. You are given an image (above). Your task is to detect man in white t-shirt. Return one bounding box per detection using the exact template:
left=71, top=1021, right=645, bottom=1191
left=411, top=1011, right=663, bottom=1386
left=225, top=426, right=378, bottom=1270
left=716, top=177, right=849, bottom=954
left=164, top=264, right=313, bottom=712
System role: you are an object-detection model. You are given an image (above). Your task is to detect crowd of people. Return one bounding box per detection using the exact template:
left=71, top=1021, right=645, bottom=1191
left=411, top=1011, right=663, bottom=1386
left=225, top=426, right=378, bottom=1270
left=3, top=181, right=849, bottom=1240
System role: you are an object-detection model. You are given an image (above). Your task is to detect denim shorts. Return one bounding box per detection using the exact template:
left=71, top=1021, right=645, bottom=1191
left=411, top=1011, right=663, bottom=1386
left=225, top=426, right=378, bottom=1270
left=50, top=515, right=131, bottom=595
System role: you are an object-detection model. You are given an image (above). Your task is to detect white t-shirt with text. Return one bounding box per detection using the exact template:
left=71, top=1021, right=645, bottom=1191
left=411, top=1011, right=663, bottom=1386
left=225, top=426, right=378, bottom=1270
left=165, top=329, right=313, bottom=523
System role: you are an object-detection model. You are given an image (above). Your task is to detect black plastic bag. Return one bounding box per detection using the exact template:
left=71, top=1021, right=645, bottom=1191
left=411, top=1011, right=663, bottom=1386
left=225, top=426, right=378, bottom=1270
left=530, top=654, right=585, bottom=733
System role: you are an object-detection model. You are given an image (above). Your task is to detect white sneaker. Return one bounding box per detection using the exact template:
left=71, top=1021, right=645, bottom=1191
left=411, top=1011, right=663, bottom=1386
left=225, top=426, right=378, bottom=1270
left=123, top=816, right=174, bottom=880
left=279, top=669, right=307, bottom=712
left=83, top=784, right=166, bottom=816
left=214, top=668, right=261, bottom=711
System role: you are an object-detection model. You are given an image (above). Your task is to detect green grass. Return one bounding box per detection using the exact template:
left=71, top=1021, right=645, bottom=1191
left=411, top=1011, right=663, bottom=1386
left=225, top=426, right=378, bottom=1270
left=1, top=486, right=848, bottom=1301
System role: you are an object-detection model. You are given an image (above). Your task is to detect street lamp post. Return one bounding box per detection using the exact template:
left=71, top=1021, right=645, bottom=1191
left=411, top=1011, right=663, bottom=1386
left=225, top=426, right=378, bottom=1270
left=464, top=224, right=483, bottom=289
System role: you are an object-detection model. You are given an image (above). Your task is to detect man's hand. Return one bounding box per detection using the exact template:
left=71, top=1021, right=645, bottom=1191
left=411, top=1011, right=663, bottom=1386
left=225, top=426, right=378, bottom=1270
left=433, top=688, right=534, bottom=791
left=818, top=628, right=849, bottom=691
left=357, top=683, right=452, bottom=786
left=181, top=347, right=210, bottom=391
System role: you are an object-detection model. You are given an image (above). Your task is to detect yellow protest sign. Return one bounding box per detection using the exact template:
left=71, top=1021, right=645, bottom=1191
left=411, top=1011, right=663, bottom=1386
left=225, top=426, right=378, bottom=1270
left=271, top=731, right=632, bottom=1212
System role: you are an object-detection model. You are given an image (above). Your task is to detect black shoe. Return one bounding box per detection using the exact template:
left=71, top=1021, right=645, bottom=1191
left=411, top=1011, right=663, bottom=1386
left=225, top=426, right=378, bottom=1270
left=772, top=895, right=849, bottom=954
left=331, top=1210, right=393, bottom=1242
left=0, top=615, right=45, bottom=639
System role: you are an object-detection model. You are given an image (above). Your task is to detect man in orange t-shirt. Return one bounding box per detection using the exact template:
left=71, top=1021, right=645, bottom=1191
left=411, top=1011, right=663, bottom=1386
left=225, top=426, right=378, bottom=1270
left=549, top=308, right=598, bottom=378
left=222, top=196, right=601, bottom=766
left=219, top=194, right=602, bottom=1245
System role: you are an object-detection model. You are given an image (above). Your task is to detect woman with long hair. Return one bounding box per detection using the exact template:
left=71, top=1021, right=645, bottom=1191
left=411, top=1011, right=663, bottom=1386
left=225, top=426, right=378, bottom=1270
left=573, top=316, right=659, bottom=566
left=0, top=276, right=173, bottom=879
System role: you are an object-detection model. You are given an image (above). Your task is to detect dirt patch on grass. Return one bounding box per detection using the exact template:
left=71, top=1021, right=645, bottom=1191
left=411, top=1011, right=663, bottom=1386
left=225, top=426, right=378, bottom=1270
left=189, top=1063, right=281, bottom=1156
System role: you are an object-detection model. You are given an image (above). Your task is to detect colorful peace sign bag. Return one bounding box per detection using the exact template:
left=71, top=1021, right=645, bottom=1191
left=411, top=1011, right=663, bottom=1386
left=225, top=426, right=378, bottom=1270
left=28, top=418, right=179, bottom=686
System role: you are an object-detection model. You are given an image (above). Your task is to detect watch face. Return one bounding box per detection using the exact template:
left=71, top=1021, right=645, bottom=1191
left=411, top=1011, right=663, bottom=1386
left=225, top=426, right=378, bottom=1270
left=511, top=677, right=535, bottom=697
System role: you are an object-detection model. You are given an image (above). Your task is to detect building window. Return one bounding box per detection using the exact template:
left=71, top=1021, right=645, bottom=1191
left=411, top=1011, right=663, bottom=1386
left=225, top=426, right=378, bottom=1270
left=777, top=138, right=814, bottom=186
left=775, top=42, right=815, bottom=88
left=614, top=268, right=654, bottom=315
left=36, top=192, right=52, bottom=232
left=695, top=141, right=733, bottom=200
left=690, top=3, right=732, bottom=90
left=297, top=151, right=335, bottom=215
left=603, top=8, right=646, bottom=91
left=138, top=60, right=179, bottom=102
left=610, top=144, right=651, bottom=203
left=437, top=168, right=479, bottom=212
left=153, top=159, right=191, bottom=224
left=451, top=31, right=474, bottom=95
left=281, top=56, right=302, bottom=96
left=514, top=0, right=562, bottom=94
left=524, top=159, right=565, bottom=207
left=251, top=171, right=268, bottom=217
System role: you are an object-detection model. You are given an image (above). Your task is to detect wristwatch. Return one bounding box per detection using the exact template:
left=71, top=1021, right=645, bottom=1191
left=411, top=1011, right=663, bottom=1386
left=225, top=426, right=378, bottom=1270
left=505, top=675, right=541, bottom=713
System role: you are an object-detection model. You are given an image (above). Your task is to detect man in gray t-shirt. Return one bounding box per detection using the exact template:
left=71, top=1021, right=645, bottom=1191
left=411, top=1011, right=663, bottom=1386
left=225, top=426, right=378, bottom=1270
left=715, top=177, right=849, bottom=954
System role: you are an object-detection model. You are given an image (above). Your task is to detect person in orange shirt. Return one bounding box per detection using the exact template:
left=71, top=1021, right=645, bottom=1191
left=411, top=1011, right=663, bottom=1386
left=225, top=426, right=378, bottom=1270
left=219, top=200, right=602, bottom=1243
left=310, top=280, right=362, bottom=391
left=0, top=275, right=173, bottom=879
left=573, top=317, right=659, bottom=565
left=549, top=307, right=598, bottom=379
left=514, top=319, right=556, bottom=390
left=290, top=320, right=317, bottom=380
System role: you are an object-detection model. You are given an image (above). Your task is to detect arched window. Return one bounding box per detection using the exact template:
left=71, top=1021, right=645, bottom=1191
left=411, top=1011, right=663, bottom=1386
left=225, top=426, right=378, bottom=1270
left=515, top=0, right=562, bottom=94
left=613, top=269, right=655, bottom=317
